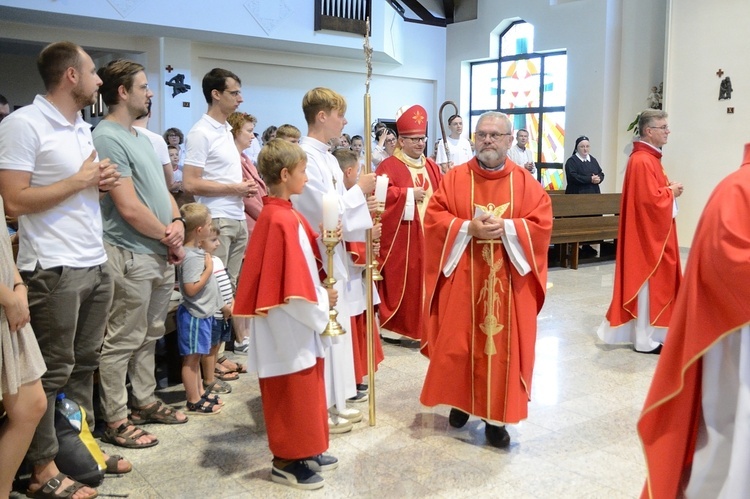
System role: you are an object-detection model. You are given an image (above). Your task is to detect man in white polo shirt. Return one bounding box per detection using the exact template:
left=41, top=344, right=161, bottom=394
left=183, top=68, right=256, bottom=286
left=0, top=41, right=121, bottom=497
left=507, top=128, right=537, bottom=177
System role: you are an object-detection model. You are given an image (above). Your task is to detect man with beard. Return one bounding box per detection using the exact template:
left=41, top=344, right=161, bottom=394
left=0, top=41, right=121, bottom=498
left=420, top=112, right=552, bottom=448
left=93, top=60, right=188, bottom=451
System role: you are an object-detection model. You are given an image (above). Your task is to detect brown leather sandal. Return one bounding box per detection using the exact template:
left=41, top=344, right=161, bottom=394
left=130, top=400, right=187, bottom=425
left=26, top=473, right=98, bottom=499
left=100, top=421, right=159, bottom=449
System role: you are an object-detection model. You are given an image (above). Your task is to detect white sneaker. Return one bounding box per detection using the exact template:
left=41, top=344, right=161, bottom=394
left=234, top=336, right=249, bottom=353
left=330, top=406, right=362, bottom=423
left=328, top=415, right=353, bottom=434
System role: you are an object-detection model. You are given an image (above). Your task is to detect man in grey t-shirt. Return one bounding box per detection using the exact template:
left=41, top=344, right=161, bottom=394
left=94, top=60, right=187, bottom=448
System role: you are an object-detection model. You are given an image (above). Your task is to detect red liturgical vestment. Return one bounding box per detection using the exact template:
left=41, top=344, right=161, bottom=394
left=234, top=196, right=329, bottom=459
left=638, top=146, right=750, bottom=498
left=605, top=141, right=682, bottom=328
left=419, top=158, right=551, bottom=423
left=375, top=154, right=442, bottom=340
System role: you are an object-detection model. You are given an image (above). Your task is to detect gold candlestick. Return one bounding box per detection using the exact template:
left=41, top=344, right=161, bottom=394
left=321, top=229, right=345, bottom=337
left=371, top=203, right=384, bottom=281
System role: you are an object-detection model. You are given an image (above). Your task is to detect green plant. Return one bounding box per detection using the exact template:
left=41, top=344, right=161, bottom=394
left=627, top=113, right=641, bottom=136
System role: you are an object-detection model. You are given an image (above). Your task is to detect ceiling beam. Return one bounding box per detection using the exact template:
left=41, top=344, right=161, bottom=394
left=398, top=0, right=447, bottom=27
left=442, top=0, right=455, bottom=24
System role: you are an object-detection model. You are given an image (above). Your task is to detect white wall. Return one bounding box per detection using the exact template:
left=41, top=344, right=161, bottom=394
left=665, top=0, right=750, bottom=246
left=0, top=52, right=43, bottom=109
left=0, top=1, right=446, bottom=143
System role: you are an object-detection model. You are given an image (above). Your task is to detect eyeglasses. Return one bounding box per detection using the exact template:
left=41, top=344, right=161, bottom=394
left=475, top=131, right=512, bottom=141
left=648, top=125, right=670, bottom=131
left=403, top=137, right=427, bottom=143
left=224, top=90, right=242, bottom=97
left=385, top=138, right=397, bottom=144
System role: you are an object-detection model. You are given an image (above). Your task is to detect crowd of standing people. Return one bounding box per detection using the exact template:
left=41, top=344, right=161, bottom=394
left=0, top=39, right=744, bottom=499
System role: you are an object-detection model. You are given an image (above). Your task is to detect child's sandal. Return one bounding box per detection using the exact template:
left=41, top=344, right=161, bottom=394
left=201, top=389, right=224, bottom=406
left=186, top=397, right=222, bottom=415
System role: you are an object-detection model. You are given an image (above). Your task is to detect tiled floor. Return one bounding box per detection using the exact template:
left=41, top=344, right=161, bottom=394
left=28, top=257, right=667, bottom=498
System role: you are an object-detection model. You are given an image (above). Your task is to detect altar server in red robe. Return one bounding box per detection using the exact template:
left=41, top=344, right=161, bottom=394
left=419, top=112, right=552, bottom=448
left=233, top=139, right=338, bottom=490
left=375, top=104, right=442, bottom=343
left=638, top=143, right=750, bottom=498
left=598, top=110, right=684, bottom=354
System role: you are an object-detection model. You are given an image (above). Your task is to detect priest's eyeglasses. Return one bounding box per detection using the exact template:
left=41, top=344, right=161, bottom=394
left=648, top=125, right=670, bottom=131
left=475, top=131, right=512, bottom=141
left=403, top=137, right=427, bottom=143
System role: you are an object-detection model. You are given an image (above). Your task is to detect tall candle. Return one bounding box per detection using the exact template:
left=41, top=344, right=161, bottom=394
left=322, top=192, right=339, bottom=231
left=403, top=188, right=415, bottom=221
left=374, top=174, right=389, bottom=204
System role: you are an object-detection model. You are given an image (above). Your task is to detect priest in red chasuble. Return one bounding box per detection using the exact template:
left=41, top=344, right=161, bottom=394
left=375, top=104, right=442, bottom=342
left=598, top=110, right=684, bottom=354
left=638, top=144, right=750, bottom=499
left=419, top=112, right=552, bottom=448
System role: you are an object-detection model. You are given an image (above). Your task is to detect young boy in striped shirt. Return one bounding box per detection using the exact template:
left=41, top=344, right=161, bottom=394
left=199, top=222, right=236, bottom=395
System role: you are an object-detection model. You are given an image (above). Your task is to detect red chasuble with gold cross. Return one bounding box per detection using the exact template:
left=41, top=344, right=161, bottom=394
left=420, top=158, right=551, bottom=423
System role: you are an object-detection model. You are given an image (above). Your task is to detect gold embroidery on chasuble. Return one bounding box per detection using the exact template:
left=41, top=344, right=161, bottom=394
left=395, top=149, right=433, bottom=222
left=475, top=202, right=510, bottom=356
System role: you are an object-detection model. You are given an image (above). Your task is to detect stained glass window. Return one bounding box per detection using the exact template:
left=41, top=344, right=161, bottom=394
left=470, top=20, right=567, bottom=190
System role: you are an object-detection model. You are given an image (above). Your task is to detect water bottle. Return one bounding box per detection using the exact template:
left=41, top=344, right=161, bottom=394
left=56, top=393, right=82, bottom=432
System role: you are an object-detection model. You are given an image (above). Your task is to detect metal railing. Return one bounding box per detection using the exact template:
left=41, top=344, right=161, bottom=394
left=314, top=0, right=371, bottom=35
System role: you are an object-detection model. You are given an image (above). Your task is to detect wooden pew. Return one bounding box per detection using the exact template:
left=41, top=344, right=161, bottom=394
left=550, top=193, right=621, bottom=269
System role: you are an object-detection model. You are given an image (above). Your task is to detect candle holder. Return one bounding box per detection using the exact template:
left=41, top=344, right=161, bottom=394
left=321, top=229, right=346, bottom=337
left=371, top=203, right=385, bottom=281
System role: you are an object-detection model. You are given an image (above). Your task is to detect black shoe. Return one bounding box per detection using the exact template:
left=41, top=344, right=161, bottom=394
left=271, top=460, right=325, bottom=490
left=380, top=335, right=401, bottom=345
left=400, top=338, right=421, bottom=349
left=635, top=344, right=662, bottom=355
left=347, top=391, right=368, bottom=403
left=579, top=245, right=598, bottom=258
left=302, top=453, right=339, bottom=472
left=484, top=423, right=510, bottom=448
left=448, top=408, right=470, bottom=428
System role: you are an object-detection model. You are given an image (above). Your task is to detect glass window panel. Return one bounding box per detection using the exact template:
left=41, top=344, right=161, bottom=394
left=541, top=167, right=566, bottom=191
left=539, top=111, right=566, bottom=164
left=470, top=114, right=482, bottom=142
left=501, top=22, right=535, bottom=57
left=542, top=54, right=567, bottom=108
left=469, top=20, right=566, bottom=180
left=471, top=62, right=498, bottom=111
left=500, top=58, right=541, bottom=109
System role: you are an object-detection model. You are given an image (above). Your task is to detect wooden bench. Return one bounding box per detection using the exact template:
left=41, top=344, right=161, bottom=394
left=550, top=193, right=621, bottom=269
